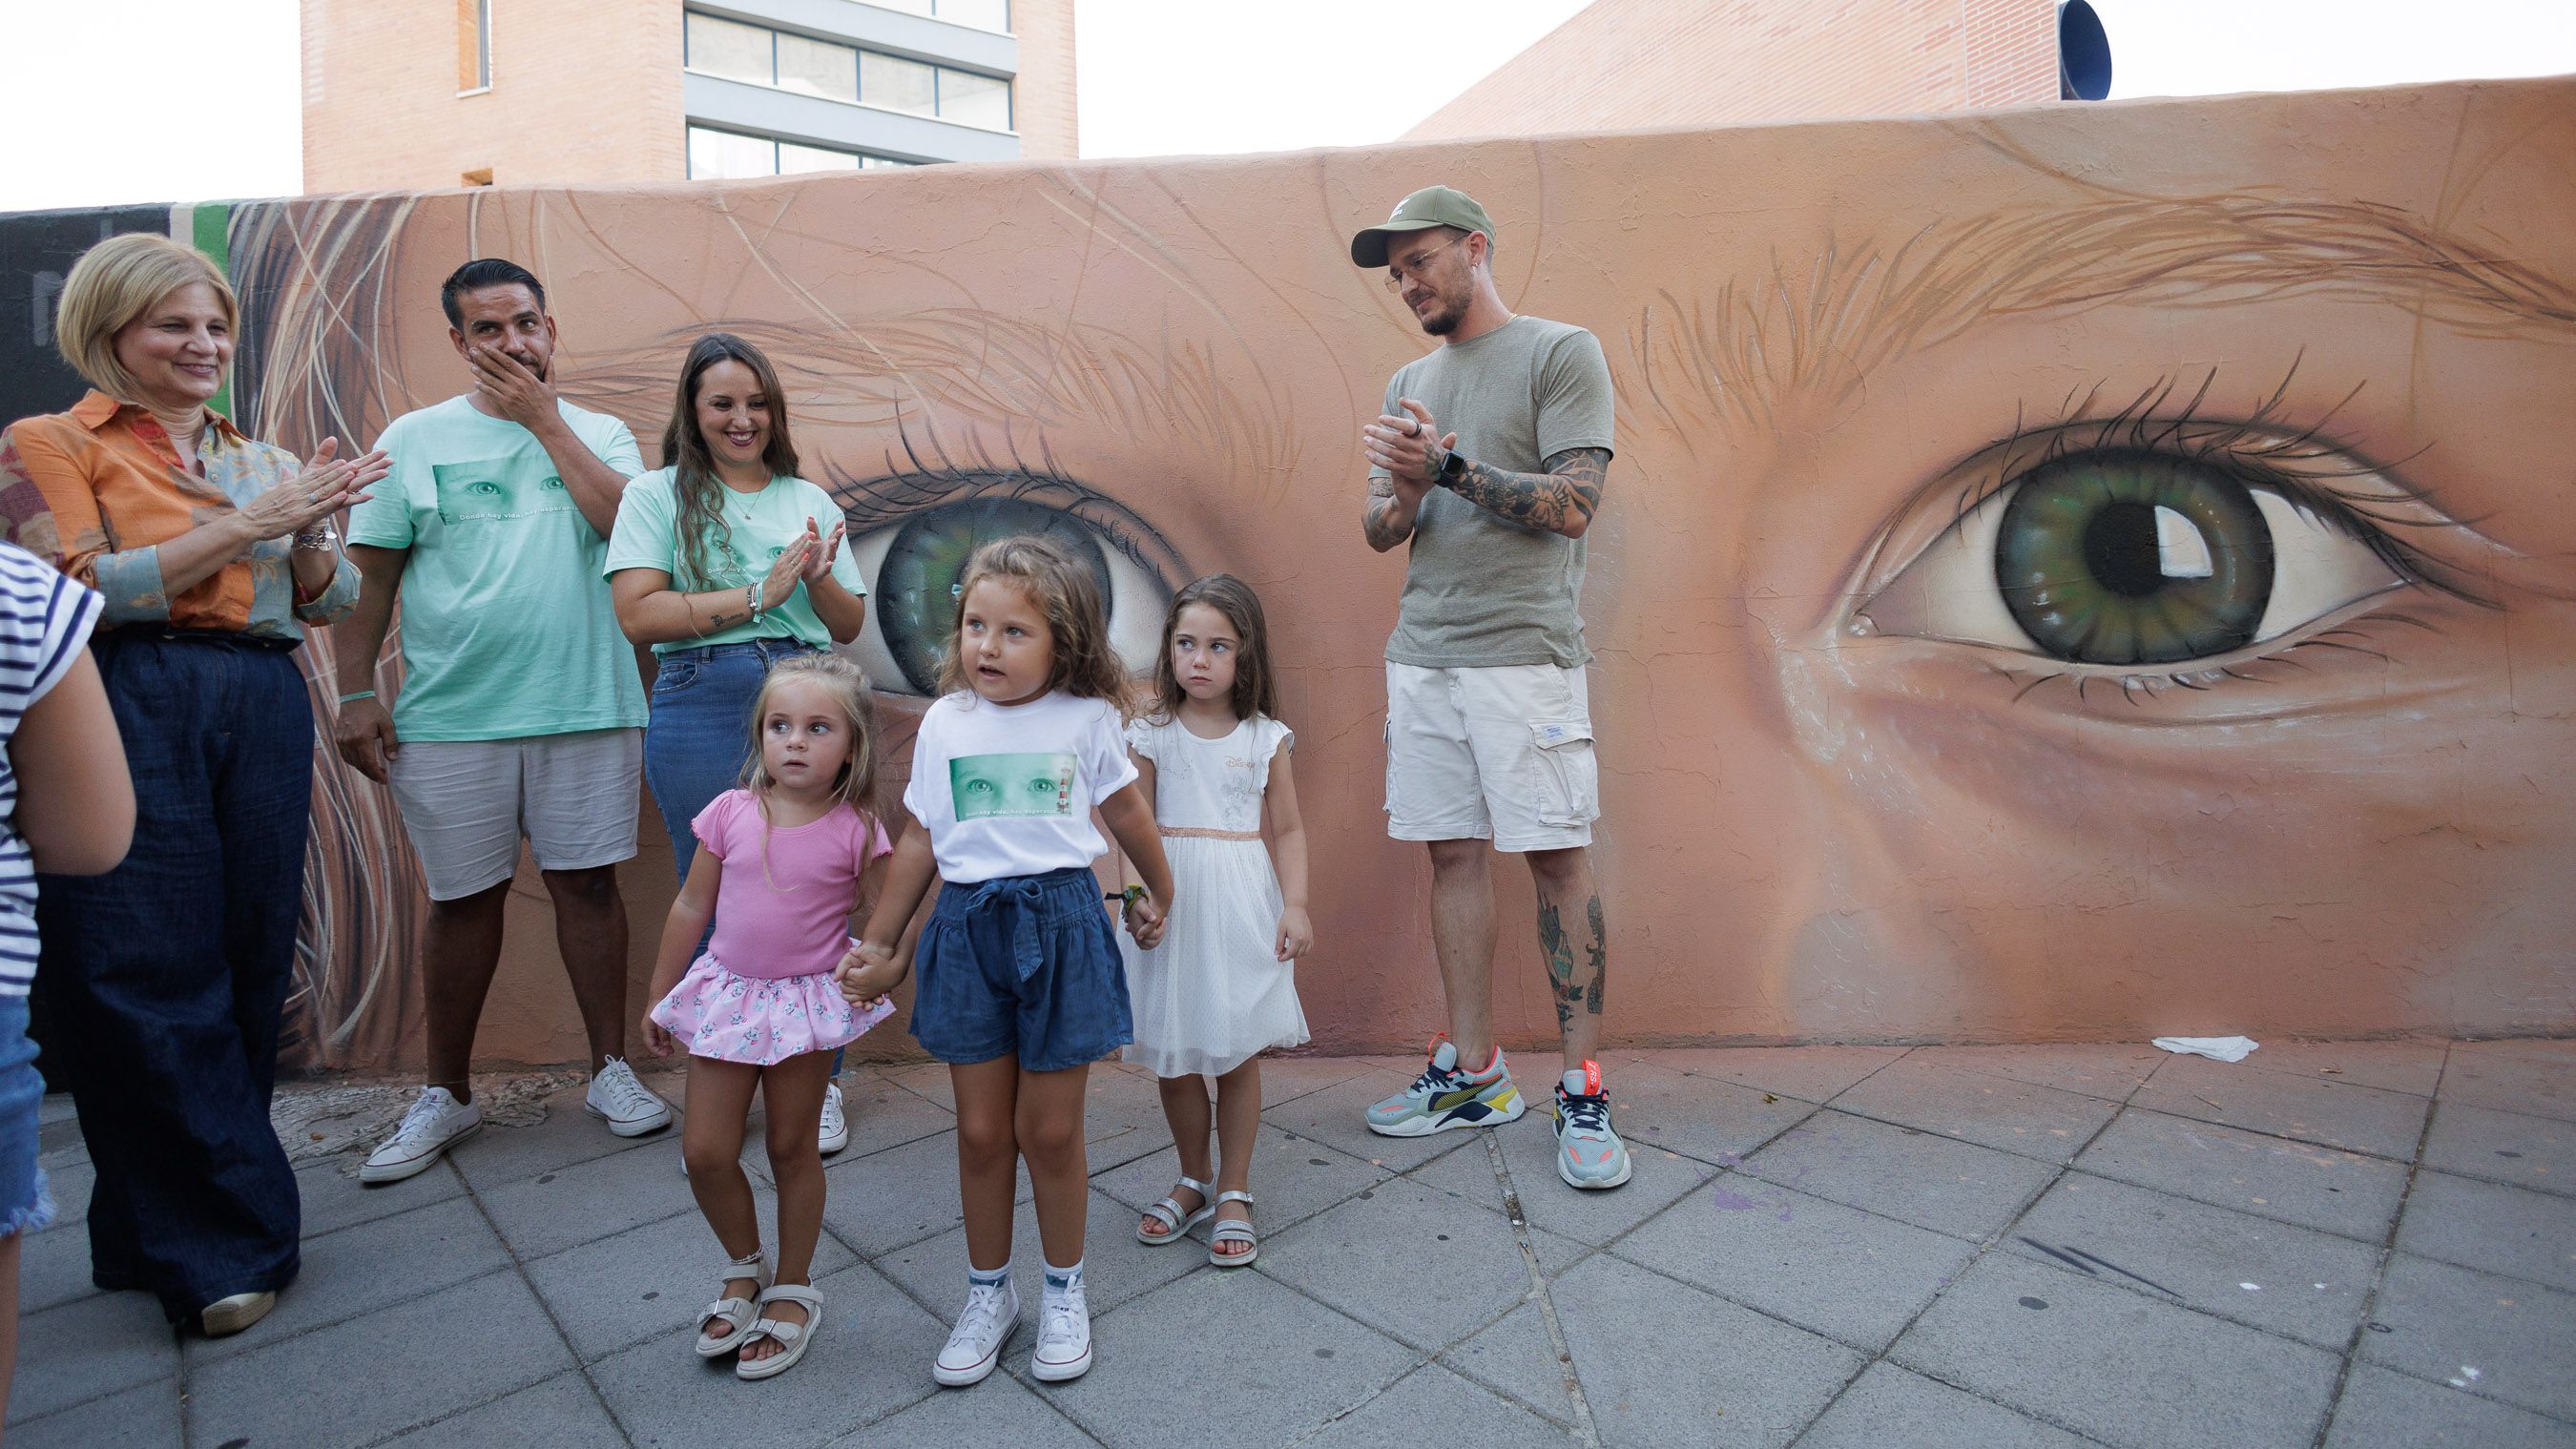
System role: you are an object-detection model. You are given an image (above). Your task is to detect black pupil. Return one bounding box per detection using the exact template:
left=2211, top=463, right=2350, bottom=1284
left=2083, top=502, right=2168, bottom=598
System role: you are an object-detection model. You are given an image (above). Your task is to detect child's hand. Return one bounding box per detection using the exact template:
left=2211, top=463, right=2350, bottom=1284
left=1128, top=891, right=1169, bottom=949
left=1275, top=907, right=1314, bottom=962
left=640, top=1013, right=677, bottom=1058
left=840, top=941, right=905, bottom=1003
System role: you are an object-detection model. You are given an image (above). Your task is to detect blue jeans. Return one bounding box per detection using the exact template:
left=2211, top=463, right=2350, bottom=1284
left=644, top=638, right=821, bottom=883
left=35, top=633, right=306, bottom=1320
left=642, top=638, right=843, bottom=1075
left=0, top=996, right=52, bottom=1238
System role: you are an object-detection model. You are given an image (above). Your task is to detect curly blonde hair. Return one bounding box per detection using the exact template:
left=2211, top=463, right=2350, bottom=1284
left=741, top=652, right=883, bottom=832
left=936, top=536, right=1134, bottom=714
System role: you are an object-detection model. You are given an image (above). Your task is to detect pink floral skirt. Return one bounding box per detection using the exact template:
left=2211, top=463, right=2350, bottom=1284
left=650, top=953, right=894, bottom=1066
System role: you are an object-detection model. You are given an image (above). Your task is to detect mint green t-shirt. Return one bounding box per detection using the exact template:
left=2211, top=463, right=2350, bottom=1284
left=601, top=467, right=866, bottom=655
left=349, top=395, right=649, bottom=742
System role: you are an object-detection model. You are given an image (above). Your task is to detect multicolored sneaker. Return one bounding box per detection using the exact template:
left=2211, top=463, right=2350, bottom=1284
left=1364, top=1035, right=1526, bottom=1138
left=1552, top=1062, right=1632, bottom=1190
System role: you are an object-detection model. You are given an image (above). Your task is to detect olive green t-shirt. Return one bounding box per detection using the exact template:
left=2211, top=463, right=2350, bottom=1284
left=1371, top=315, right=1615, bottom=669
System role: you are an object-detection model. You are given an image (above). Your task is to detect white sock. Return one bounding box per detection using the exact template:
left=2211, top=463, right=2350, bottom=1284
left=1042, top=1258, right=1085, bottom=1297
left=967, top=1260, right=1010, bottom=1290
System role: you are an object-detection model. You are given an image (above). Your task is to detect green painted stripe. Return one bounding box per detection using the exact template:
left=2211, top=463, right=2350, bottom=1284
left=188, top=202, right=236, bottom=419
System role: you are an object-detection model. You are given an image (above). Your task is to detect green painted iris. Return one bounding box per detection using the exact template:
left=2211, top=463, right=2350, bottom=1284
left=1994, top=448, right=2275, bottom=666
left=874, top=498, right=1111, bottom=694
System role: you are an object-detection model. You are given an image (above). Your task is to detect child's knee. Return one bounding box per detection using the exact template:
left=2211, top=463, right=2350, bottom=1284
left=956, top=1111, right=1017, bottom=1165
left=683, top=1135, right=742, bottom=1180
left=1014, top=1107, right=1083, bottom=1164
left=764, top=1120, right=819, bottom=1172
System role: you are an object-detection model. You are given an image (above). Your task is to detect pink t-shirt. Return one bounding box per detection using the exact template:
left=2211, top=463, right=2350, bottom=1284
left=694, top=790, right=892, bottom=980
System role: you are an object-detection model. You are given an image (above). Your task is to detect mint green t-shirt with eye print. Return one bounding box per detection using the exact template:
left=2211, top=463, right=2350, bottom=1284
left=350, top=395, right=648, bottom=742
left=601, top=467, right=865, bottom=655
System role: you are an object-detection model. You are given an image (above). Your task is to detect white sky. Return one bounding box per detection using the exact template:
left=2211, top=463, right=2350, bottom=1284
left=2, top=0, right=2571, bottom=211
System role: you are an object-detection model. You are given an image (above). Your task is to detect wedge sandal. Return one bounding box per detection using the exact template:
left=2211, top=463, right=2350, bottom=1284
left=1208, top=1190, right=1258, bottom=1267
left=1137, top=1174, right=1214, bottom=1245
left=735, top=1283, right=824, bottom=1380
left=694, top=1251, right=771, bottom=1358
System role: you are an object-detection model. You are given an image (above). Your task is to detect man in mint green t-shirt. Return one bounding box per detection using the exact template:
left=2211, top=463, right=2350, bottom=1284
left=334, top=259, right=674, bottom=1185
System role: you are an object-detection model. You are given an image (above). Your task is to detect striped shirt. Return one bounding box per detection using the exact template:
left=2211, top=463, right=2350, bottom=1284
left=0, top=541, right=103, bottom=995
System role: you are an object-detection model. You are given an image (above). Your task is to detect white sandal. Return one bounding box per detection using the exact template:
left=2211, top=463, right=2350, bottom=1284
left=1136, top=1174, right=1214, bottom=1245
left=735, top=1283, right=824, bottom=1380
left=1208, top=1190, right=1258, bottom=1268
left=694, top=1251, right=771, bottom=1358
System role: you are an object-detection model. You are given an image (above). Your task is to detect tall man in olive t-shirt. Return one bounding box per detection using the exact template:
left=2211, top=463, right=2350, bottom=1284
left=1351, top=187, right=1631, bottom=1190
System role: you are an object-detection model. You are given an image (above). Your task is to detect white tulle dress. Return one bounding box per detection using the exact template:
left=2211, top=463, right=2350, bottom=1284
left=1120, top=714, right=1311, bottom=1078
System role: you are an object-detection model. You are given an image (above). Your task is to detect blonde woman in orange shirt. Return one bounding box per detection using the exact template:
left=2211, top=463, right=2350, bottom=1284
left=0, top=232, right=386, bottom=1337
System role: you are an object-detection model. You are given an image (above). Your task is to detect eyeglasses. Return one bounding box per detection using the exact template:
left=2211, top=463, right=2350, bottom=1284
left=1383, top=234, right=1468, bottom=294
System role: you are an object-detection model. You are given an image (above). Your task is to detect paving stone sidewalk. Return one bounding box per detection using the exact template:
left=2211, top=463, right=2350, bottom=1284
left=12, top=1039, right=2576, bottom=1448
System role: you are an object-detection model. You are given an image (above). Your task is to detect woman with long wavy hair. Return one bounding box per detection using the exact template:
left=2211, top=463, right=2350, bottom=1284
left=604, top=331, right=870, bottom=1143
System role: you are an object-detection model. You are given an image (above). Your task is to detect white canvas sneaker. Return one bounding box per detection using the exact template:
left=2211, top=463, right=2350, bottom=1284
left=819, top=1081, right=849, bottom=1156
left=586, top=1057, right=674, bottom=1137
left=360, top=1087, right=483, bottom=1184
left=933, top=1276, right=1019, bottom=1387
left=1031, top=1279, right=1092, bottom=1382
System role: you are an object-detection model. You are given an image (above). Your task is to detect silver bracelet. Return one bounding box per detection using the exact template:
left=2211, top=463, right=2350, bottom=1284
left=744, top=582, right=761, bottom=622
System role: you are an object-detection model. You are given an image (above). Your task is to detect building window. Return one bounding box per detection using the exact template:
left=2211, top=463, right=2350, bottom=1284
left=777, top=32, right=859, bottom=103
left=860, top=52, right=937, bottom=116
left=688, top=125, right=920, bottom=179
left=683, top=10, right=1014, bottom=132
left=685, top=12, right=774, bottom=88
left=457, top=0, right=492, bottom=92
left=863, top=0, right=1011, bottom=32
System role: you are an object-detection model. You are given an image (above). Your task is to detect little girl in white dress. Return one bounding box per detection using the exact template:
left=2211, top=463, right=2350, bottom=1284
left=1117, top=575, right=1312, bottom=1266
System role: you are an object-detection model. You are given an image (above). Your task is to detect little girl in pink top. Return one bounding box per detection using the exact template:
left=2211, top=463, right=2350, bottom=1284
left=640, top=652, right=895, bottom=1381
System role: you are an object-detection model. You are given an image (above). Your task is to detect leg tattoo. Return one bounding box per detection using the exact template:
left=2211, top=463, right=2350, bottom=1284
left=1585, top=895, right=1607, bottom=1016
left=1540, top=900, right=1583, bottom=1031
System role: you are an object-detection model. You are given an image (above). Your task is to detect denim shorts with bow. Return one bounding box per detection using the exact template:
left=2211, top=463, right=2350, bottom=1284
left=908, top=867, right=1132, bottom=1073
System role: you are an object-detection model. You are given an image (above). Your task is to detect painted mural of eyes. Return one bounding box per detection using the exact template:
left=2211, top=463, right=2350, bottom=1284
left=830, top=465, right=1181, bottom=697
left=1854, top=383, right=2489, bottom=692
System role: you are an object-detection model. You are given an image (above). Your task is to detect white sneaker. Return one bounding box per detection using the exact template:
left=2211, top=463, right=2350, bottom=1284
left=1031, top=1279, right=1092, bottom=1383
left=360, top=1087, right=482, bottom=1184
left=586, top=1057, right=674, bottom=1137
left=933, top=1276, right=1019, bottom=1387
left=819, top=1081, right=849, bottom=1156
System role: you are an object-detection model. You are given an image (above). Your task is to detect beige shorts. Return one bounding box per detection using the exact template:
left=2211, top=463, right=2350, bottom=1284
left=386, top=729, right=643, bottom=900
left=1383, top=661, right=1599, bottom=853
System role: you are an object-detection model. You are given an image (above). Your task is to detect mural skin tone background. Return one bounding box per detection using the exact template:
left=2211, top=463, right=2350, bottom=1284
left=206, top=75, right=2574, bottom=1071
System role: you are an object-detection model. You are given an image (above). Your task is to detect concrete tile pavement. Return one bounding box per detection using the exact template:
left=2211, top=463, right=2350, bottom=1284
left=11, top=1041, right=2576, bottom=1448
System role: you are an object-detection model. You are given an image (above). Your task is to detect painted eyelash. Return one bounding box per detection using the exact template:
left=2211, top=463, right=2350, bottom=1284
left=1943, top=358, right=2495, bottom=612
left=816, top=428, right=1178, bottom=581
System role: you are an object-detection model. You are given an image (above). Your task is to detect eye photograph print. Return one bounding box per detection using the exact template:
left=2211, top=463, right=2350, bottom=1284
left=5, top=1, right=2575, bottom=1446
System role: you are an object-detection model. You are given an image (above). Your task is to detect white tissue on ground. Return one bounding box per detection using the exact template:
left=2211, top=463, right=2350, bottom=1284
left=2152, top=1035, right=2260, bottom=1063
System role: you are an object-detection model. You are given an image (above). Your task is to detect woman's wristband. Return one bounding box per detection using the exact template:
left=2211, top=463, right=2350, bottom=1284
left=337, top=689, right=377, bottom=705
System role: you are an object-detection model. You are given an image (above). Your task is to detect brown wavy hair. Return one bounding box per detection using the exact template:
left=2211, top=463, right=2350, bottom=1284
left=659, top=332, right=800, bottom=590
left=1146, top=573, right=1278, bottom=725
left=937, top=536, right=1134, bottom=714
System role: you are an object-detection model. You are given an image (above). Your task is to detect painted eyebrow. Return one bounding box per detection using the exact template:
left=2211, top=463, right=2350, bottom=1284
left=586, top=308, right=1298, bottom=486
left=1628, top=191, right=2576, bottom=433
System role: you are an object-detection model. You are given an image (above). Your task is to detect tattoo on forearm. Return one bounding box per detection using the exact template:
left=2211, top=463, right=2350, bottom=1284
left=1441, top=446, right=1609, bottom=536
left=1361, top=475, right=1414, bottom=550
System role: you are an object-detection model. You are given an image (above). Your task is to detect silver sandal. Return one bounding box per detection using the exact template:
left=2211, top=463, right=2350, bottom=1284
left=1208, top=1190, right=1258, bottom=1267
left=1137, top=1174, right=1214, bottom=1245
left=694, top=1250, right=770, bottom=1357
left=735, top=1283, right=824, bottom=1380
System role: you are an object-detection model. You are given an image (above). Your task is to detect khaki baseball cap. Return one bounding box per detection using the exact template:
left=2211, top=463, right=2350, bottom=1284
left=1350, top=185, right=1495, bottom=268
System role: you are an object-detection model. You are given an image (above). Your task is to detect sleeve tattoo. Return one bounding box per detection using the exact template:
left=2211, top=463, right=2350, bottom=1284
left=1361, top=474, right=1414, bottom=551
left=1438, top=446, right=1609, bottom=537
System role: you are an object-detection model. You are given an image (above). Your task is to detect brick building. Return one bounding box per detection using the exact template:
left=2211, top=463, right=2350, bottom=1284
left=301, top=0, right=1076, bottom=195
left=1407, top=0, right=2072, bottom=142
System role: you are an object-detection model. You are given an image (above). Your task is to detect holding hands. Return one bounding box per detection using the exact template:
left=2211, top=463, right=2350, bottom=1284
left=1121, top=889, right=1170, bottom=950
left=236, top=437, right=388, bottom=543
left=836, top=940, right=904, bottom=1005
left=1360, top=399, right=1456, bottom=490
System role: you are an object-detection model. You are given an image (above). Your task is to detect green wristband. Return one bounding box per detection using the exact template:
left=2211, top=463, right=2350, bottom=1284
left=337, top=689, right=377, bottom=704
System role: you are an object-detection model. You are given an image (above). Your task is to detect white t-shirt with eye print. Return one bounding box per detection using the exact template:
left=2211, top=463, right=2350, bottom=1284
left=902, top=690, right=1139, bottom=883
